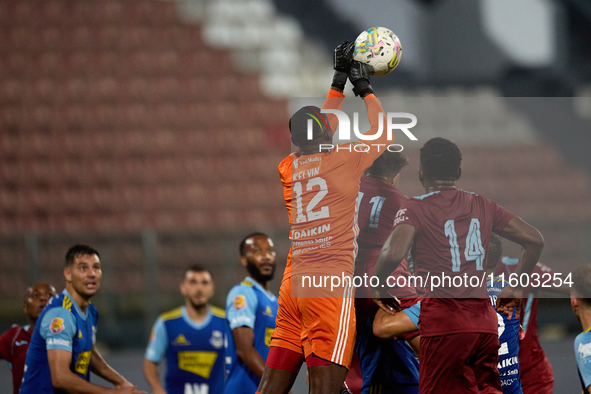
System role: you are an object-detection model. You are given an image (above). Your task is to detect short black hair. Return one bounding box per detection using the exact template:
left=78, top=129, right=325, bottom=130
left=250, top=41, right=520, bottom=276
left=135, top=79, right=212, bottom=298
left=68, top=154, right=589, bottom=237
left=183, top=265, right=211, bottom=280
left=65, top=245, right=100, bottom=267
left=289, top=106, right=330, bottom=146
left=486, top=233, right=503, bottom=272
left=419, top=137, right=462, bottom=180
left=366, top=151, right=409, bottom=178
left=573, top=265, right=591, bottom=307
left=240, top=232, right=270, bottom=256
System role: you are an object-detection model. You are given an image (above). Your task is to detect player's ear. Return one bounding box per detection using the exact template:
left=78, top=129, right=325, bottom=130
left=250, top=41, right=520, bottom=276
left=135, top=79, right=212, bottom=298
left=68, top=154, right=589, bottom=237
left=240, top=255, right=248, bottom=267
left=63, top=266, right=72, bottom=282
left=392, top=173, right=400, bottom=187
left=418, top=167, right=424, bottom=182
left=456, top=168, right=462, bottom=181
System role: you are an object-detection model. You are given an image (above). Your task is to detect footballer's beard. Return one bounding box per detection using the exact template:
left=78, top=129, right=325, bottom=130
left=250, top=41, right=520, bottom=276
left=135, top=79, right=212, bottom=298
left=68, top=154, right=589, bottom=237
left=188, top=297, right=208, bottom=311
left=246, top=260, right=275, bottom=284
left=72, top=279, right=99, bottom=300
left=574, top=307, right=581, bottom=322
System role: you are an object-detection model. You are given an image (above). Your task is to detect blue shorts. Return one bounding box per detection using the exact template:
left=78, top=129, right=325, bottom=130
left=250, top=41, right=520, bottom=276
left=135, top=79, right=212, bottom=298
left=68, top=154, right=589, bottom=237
left=402, top=301, right=421, bottom=330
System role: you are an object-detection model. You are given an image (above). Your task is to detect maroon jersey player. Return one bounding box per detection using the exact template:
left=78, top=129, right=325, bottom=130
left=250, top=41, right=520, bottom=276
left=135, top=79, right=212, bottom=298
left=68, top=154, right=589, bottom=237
left=352, top=150, right=420, bottom=394
left=356, top=151, right=417, bottom=303
left=355, top=150, right=419, bottom=331
left=0, top=283, right=56, bottom=394
left=374, top=137, right=544, bottom=394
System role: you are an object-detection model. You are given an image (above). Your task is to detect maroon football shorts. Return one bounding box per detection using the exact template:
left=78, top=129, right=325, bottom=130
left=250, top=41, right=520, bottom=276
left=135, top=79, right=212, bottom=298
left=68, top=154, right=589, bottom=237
left=522, top=380, right=553, bottom=394
left=419, top=333, right=502, bottom=394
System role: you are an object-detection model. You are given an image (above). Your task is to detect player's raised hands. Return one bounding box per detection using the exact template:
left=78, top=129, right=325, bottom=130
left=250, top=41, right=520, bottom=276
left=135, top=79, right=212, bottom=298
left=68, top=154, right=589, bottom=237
left=496, top=286, right=522, bottom=319
left=332, top=41, right=355, bottom=91
left=333, top=41, right=355, bottom=72
left=349, top=61, right=373, bottom=97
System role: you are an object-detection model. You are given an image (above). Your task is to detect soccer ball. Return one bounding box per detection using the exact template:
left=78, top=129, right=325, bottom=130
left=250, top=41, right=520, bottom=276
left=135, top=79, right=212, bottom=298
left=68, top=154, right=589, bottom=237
left=353, top=27, right=402, bottom=77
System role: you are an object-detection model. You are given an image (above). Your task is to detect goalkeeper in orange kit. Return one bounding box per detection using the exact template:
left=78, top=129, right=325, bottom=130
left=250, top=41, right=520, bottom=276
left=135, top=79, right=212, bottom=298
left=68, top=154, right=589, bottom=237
left=256, top=42, right=394, bottom=394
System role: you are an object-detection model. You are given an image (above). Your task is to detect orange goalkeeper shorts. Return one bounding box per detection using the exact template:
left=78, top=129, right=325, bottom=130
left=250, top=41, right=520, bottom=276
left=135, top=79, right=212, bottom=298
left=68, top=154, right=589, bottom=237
left=269, top=274, right=356, bottom=368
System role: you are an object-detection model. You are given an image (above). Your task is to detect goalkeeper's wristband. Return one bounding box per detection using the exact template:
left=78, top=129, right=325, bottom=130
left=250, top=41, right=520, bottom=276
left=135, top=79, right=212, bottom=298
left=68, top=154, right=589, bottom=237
left=352, top=80, right=373, bottom=97
left=331, top=70, right=348, bottom=91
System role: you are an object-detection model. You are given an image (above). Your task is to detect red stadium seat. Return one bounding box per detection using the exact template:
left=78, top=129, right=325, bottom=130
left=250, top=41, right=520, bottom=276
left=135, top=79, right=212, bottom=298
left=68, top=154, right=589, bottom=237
left=177, top=209, right=208, bottom=229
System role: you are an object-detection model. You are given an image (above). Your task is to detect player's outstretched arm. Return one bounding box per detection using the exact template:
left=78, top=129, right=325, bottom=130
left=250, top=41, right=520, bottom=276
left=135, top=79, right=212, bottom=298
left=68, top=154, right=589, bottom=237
left=91, top=345, right=135, bottom=388
left=348, top=61, right=394, bottom=170
left=495, top=216, right=544, bottom=318
left=348, top=61, right=373, bottom=98
left=318, top=41, right=354, bottom=133
left=232, top=326, right=266, bottom=378
left=373, top=224, right=416, bottom=314
left=331, top=41, right=354, bottom=93
left=372, top=308, right=417, bottom=339
left=48, top=348, right=146, bottom=393
left=143, top=359, right=167, bottom=394
left=536, top=262, right=572, bottom=295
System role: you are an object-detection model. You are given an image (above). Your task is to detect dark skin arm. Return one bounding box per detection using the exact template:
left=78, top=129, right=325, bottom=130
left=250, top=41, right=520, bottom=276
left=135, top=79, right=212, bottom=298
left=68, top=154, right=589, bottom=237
left=495, top=216, right=544, bottom=318
left=372, top=224, right=416, bottom=314
left=548, top=282, right=572, bottom=296
left=536, top=264, right=572, bottom=296
left=232, top=326, right=265, bottom=378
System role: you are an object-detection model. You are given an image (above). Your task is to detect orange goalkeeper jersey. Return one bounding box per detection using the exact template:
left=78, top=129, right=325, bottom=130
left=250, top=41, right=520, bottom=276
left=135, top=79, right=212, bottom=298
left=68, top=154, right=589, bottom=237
left=279, top=90, right=390, bottom=279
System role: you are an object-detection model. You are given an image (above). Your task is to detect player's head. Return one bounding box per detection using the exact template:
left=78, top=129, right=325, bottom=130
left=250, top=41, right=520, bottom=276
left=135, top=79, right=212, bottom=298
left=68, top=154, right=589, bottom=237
left=181, top=265, right=214, bottom=310
left=64, top=244, right=101, bottom=300
left=289, top=106, right=332, bottom=149
left=571, top=265, right=591, bottom=321
left=485, top=234, right=503, bottom=274
left=24, top=283, right=56, bottom=323
left=240, top=232, right=276, bottom=284
left=419, top=137, right=462, bottom=182
left=365, top=151, right=409, bottom=186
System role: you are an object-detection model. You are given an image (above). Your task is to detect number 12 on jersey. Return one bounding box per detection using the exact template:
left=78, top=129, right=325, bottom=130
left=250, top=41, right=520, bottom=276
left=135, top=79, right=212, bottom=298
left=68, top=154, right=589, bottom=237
left=444, top=218, right=486, bottom=272
left=293, top=177, right=330, bottom=223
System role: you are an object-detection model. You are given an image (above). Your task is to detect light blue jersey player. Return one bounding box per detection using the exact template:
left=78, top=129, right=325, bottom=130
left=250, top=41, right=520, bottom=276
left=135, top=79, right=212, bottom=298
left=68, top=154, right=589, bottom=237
left=571, top=265, right=591, bottom=394
left=144, top=266, right=227, bottom=394
left=488, top=277, right=522, bottom=394
left=575, top=328, right=591, bottom=394
left=355, top=318, right=419, bottom=394
left=224, top=233, right=278, bottom=394
left=20, top=245, right=140, bottom=394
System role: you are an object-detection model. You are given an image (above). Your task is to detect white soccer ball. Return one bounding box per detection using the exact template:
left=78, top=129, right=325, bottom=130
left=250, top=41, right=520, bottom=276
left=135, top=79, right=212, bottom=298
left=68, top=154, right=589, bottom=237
left=353, top=27, right=402, bottom=77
